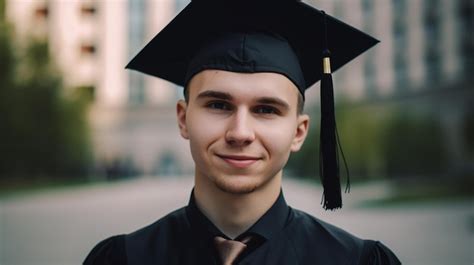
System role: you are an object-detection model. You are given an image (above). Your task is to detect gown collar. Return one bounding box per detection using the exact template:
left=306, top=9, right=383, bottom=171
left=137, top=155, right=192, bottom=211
left=185, top=188, right=290, bottom=244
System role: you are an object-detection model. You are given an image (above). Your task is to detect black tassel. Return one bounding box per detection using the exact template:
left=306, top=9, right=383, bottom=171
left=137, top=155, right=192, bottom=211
left=319, top=49, right=341, bottom=210
left=319, top=11, right=350, bottom=210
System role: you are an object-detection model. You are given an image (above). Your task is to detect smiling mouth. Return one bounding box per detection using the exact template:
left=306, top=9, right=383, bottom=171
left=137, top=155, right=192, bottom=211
left=216, top=154, right=261, bottom=168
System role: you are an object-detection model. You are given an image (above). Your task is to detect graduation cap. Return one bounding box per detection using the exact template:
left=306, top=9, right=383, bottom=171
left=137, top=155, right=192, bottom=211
left=126, top=0, right=379, bottom=210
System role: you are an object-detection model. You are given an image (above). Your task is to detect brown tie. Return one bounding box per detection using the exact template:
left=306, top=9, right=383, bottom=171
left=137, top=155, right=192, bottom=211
left=214, top=236, right=252, bottom=265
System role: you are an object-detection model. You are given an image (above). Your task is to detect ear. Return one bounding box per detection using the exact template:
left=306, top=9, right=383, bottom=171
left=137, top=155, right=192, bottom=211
left=176, top=100, right=189, bottom=139
left=291, top=114, right=310, bottom=152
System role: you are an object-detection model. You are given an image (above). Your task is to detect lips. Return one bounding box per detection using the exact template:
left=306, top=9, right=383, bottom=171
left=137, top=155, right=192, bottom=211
left=216, top=154, right=261, bottom=168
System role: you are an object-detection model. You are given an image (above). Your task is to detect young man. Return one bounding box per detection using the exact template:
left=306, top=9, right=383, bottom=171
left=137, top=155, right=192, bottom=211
left=85, top=1, right=401, bottom=264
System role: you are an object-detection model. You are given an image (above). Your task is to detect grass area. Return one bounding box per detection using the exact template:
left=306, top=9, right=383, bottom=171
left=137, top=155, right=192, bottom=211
left=0, top=177, right=98, bottom=199
left=288, top=174, right=473, bottom=207
left=359, top=180, right=473, bottom=207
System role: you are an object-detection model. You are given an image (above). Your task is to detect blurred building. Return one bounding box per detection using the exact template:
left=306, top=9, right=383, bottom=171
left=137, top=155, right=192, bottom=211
left=5, top=0, right=473, bottom=177
left=305, top=0, right=472, bottom=100
left=309, top=0, right=473, bottom=177
left=5, top=0, right=193, bottom=177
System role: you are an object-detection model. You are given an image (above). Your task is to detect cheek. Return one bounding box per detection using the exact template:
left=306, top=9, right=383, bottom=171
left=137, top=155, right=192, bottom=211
left=186, top=112, right=225, bottom=150
left=258, top=121, right=296, bottom=158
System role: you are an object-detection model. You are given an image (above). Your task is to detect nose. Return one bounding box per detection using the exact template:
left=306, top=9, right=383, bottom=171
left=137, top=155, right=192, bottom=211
left=225, top=108, right=255, bottom=147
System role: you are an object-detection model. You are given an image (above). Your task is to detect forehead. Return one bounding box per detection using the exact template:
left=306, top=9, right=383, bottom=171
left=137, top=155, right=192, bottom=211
left=187, top=70, right=300, bottom=102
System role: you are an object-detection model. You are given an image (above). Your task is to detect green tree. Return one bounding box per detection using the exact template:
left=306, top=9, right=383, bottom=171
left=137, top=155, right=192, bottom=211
left=0, top=19, right=92, bottom=181
left=383, top=110, right=448, bottom=179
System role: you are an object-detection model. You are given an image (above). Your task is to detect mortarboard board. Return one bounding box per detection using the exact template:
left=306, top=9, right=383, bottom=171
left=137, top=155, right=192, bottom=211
left=126, top=0, right=379, bottom=210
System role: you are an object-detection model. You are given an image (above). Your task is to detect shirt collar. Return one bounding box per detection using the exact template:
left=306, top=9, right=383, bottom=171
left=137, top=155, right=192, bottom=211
left=185, top=188, right=290, bottom=243
left=186, top=189, right=225, bottom=245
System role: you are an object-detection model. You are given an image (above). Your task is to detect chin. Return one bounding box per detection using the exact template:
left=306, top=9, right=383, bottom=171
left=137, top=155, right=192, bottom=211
left=211, top=174, right=271, bottom=195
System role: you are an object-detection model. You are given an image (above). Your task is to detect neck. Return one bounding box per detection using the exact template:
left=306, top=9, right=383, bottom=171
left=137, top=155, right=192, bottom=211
left=194, top=172, right=282, bottom=239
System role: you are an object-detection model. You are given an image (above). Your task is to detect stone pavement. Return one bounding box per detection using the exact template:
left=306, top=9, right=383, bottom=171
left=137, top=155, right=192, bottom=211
left=0, top=177, right=472, bottom=265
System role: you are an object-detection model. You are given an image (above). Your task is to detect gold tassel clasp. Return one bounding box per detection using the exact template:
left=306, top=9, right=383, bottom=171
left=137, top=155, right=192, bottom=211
left=323, top=57, right=331, bottom=74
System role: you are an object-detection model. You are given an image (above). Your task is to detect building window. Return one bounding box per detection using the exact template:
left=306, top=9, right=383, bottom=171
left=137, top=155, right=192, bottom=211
left=362, top=0, right=374, bottom=29
left=459, top=0, right=474, bottom=76
left=362, top=0, right=376, bottom=97
left=80, top=4, right=96, bottom=16
left=34, top=5, right=49, bottom=19
left=392, top=0, right=409, bottom=94
left=128, top=0, right=147, bottom=105
left=394, top=55, right=408, bottom=91
left=129, top=72, right=146, bottom=104
left=80, top=43, right=96, bottom=56
left=423, top=0, right=441, bottom=84
left=364, top=58, right=377, bottom=98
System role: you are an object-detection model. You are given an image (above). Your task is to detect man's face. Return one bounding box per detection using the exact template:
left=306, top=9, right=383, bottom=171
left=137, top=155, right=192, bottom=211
left=177, top=70, right=309, bottom=194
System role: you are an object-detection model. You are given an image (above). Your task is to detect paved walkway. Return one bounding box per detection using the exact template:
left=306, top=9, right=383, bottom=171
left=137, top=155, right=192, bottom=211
left=0, top=177, right=472, bottom=265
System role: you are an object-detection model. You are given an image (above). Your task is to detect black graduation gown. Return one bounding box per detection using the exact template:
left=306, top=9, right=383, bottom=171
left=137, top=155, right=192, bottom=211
left=84, top=191, right=401, bottom=265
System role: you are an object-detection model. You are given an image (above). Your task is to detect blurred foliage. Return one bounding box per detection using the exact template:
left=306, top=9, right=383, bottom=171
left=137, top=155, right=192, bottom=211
left=287, top=102, right=455, bottom=182
left=0, top=21, right=92, bottom=181
left=463, top=105, right=474, bottom=156
left=383, top=110, right=448, bottom=178
left=336, top=104, right=388, bottom=180
left=0, top=0, right=4, bottom=21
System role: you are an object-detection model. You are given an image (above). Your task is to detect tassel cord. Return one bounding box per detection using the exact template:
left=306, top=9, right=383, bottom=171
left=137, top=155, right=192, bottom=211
left=335, top=123, right=350, bottom=193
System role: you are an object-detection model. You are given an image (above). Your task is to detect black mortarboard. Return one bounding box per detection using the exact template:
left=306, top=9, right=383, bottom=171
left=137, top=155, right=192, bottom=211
left=126, top=0, right=379, bottom=210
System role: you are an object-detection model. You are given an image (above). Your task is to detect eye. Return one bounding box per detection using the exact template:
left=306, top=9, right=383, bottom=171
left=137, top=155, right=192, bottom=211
left=254, top=105, right=279, bottom=115
left=206, top=101, right=232, bottom=111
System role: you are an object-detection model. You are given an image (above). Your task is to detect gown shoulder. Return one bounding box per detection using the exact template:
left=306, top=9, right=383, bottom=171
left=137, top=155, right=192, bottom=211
left=83, top=207, right=188, bottom=265
left=289, top=209, right=401, bottom=265
left=83, top=235, right=127, bottom=265
left=363, top=240, right=401, bottom=265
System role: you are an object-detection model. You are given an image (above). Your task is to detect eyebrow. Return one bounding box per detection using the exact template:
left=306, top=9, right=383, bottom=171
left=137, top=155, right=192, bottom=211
left=196, top=90, right=290, bottom=110
left=196, top=90, right=233, bottom=101
left=256, top=97, right=290, bottom=111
